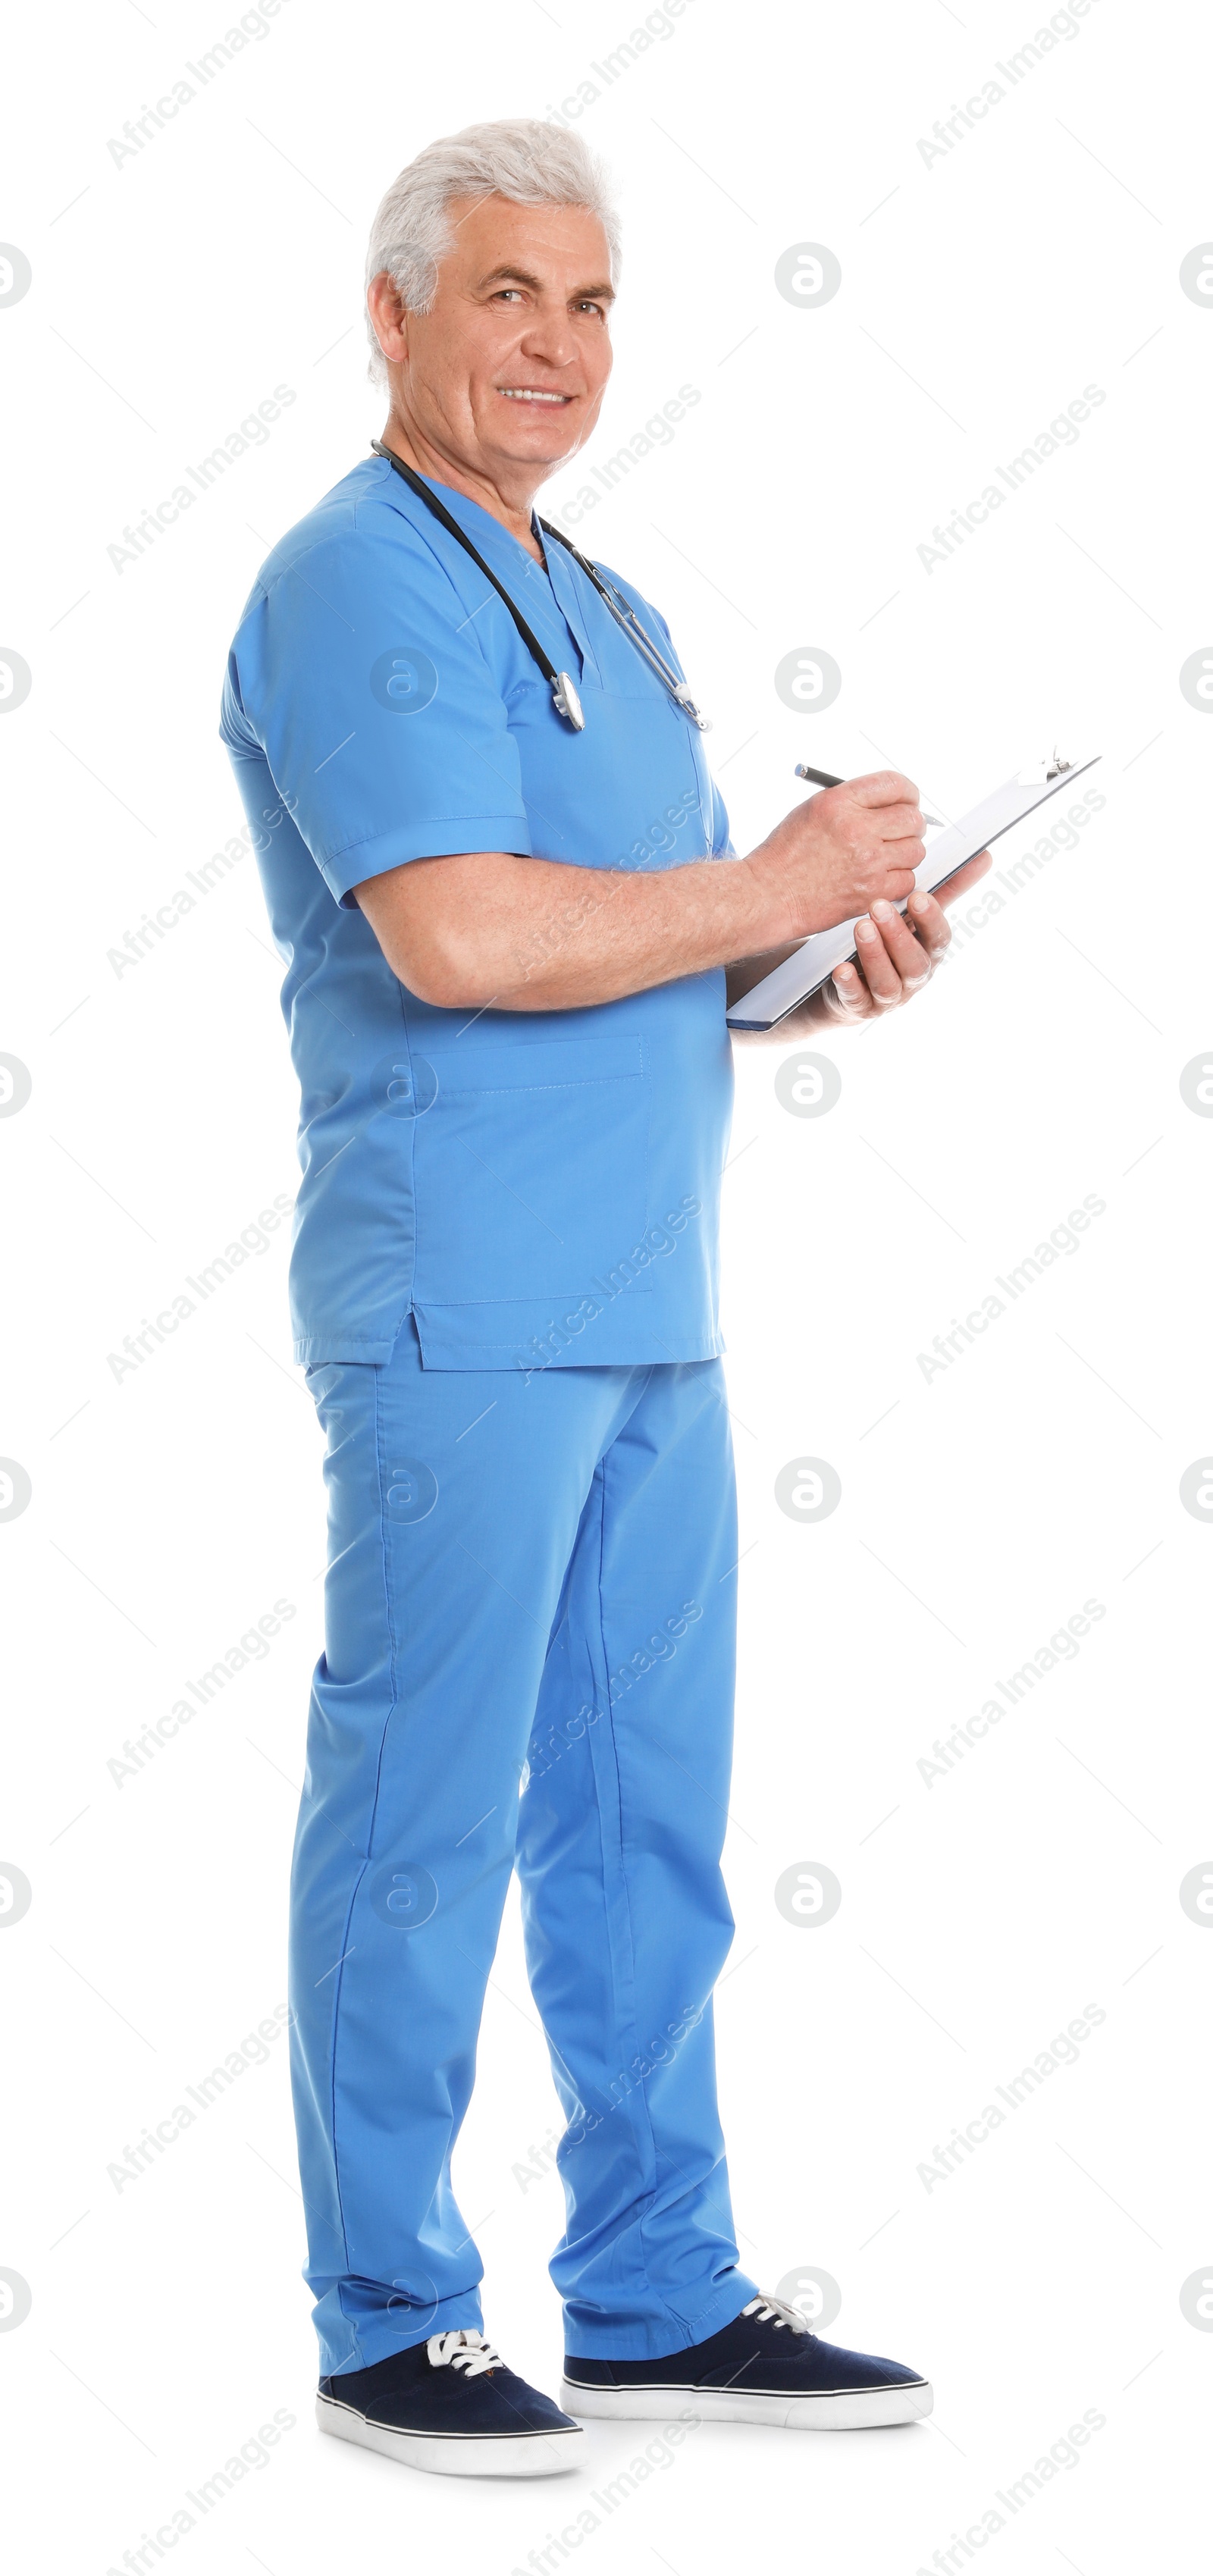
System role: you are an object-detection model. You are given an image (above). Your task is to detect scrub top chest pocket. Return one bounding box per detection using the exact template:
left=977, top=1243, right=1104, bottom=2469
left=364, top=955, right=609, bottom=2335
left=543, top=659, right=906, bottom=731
left=409, top=1033, right=651, bottom=1308
left=503, top=674, right=715, bottom=877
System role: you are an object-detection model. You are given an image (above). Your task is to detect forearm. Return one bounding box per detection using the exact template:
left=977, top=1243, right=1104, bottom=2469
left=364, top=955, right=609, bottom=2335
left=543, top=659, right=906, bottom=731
left=352, top=772, right=931, bottom=1013
left=354, top=848, right=787, bottom=1011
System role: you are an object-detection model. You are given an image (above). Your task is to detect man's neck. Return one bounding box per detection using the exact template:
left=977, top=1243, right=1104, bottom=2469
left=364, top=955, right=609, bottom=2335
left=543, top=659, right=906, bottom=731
left=378, top=412, right=546, bottom=563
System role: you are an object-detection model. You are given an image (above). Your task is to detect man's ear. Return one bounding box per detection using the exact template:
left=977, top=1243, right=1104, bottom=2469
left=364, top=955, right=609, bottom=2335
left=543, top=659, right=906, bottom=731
left=368, top=271, right=408, bottom=368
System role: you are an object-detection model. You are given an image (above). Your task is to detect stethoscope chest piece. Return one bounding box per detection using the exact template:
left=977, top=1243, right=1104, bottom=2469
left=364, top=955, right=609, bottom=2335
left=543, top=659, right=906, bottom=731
left=551, top=670, right=585, bottom=730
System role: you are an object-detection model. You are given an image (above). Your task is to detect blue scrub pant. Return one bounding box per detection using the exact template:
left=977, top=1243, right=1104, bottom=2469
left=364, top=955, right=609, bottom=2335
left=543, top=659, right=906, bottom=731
left=290, top=1321, right=758, bottom=2377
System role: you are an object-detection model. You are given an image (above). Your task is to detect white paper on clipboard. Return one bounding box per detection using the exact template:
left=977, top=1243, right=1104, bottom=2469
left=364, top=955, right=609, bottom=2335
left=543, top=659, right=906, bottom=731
left=725, top=756, right=1102, bottom=1031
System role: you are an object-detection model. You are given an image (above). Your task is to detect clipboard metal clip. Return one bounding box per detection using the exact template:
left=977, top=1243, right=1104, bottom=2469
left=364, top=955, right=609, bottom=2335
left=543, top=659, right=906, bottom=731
left=1045, top=747, right=1073, bottom=780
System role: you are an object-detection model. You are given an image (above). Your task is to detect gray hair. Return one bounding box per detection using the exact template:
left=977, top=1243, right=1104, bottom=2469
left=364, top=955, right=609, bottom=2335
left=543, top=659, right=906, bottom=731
left=364, top=118, right=622, bottom=386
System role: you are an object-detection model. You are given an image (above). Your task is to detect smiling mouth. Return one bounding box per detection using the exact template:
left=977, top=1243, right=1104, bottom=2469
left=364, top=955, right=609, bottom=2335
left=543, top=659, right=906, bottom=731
left=497, top=387, right=574, bottom=404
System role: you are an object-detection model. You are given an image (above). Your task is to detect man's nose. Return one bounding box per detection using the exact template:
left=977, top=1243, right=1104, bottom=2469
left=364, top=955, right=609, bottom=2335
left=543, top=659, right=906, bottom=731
left=517, top=315, right=579, bottom=366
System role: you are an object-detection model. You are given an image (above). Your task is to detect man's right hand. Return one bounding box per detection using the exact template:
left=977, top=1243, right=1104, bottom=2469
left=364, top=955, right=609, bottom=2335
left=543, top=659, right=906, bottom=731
left=742, top=771, right=928, bottom=943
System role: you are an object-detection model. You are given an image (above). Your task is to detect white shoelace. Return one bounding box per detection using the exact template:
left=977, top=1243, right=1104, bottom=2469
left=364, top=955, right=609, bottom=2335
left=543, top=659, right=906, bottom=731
left=426, top=2328, right=503, bottom=2377
left=741, top=2294, right=812, bottom=2334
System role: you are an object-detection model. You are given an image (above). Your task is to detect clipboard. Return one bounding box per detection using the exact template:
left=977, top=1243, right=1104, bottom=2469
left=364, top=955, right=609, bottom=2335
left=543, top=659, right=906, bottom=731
left=725, top=755, right=1102, bottom=1031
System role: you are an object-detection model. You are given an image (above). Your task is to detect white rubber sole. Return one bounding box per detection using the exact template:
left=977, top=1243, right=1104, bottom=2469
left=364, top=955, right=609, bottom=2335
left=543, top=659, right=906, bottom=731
left=317, top=2392, right=587, bottom=2477
left=559, top=2376, right=933, bottom=2431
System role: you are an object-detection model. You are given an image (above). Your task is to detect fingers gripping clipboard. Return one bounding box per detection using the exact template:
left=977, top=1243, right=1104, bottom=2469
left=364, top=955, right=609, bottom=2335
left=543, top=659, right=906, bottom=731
left=725, top=756, right=1102, bottom=1032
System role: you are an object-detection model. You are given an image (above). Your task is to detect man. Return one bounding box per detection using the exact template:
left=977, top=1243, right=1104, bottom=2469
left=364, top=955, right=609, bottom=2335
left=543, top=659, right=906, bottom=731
left=220, top=118, right=989, bottom=2479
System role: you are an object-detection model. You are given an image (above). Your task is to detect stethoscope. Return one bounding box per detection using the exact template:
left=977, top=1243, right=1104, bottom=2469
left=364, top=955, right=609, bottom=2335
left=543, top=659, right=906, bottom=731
left=370, top=440, right=710, bottom=733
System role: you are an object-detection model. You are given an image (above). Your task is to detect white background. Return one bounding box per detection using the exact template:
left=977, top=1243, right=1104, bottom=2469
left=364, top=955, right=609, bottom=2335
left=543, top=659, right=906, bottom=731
left=2, top=0, right=1212, bottom=2567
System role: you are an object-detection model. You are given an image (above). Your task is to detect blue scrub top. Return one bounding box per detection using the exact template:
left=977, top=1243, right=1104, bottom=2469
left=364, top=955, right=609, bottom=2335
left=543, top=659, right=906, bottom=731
left=219, top=453, right=737, bottom=1371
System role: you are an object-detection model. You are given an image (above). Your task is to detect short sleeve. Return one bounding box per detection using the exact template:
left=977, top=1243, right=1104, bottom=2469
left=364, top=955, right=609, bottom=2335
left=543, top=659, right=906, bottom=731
left=220, top=519, right=534, bottom=907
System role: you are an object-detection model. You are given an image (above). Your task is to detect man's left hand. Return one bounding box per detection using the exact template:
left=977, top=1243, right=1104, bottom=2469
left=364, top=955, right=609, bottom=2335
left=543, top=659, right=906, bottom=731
left=813, top=849, right=992, bottom=1028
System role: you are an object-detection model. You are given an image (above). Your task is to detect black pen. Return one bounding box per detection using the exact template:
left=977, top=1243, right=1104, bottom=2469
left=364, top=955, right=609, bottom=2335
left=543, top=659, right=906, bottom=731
left=795, top=762, right=942, bottom=828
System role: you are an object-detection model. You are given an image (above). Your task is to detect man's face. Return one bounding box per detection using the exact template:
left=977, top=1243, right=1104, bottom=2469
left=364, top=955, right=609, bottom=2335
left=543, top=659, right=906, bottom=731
left=374, top=194, right=615, bottom=481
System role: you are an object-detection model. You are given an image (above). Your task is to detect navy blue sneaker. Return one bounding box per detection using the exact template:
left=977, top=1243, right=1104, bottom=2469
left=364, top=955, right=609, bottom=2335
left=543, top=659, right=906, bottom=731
left=562, top=2292, right=932, bottom=2430
left=318, top=2327, right=586, bottom=2477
